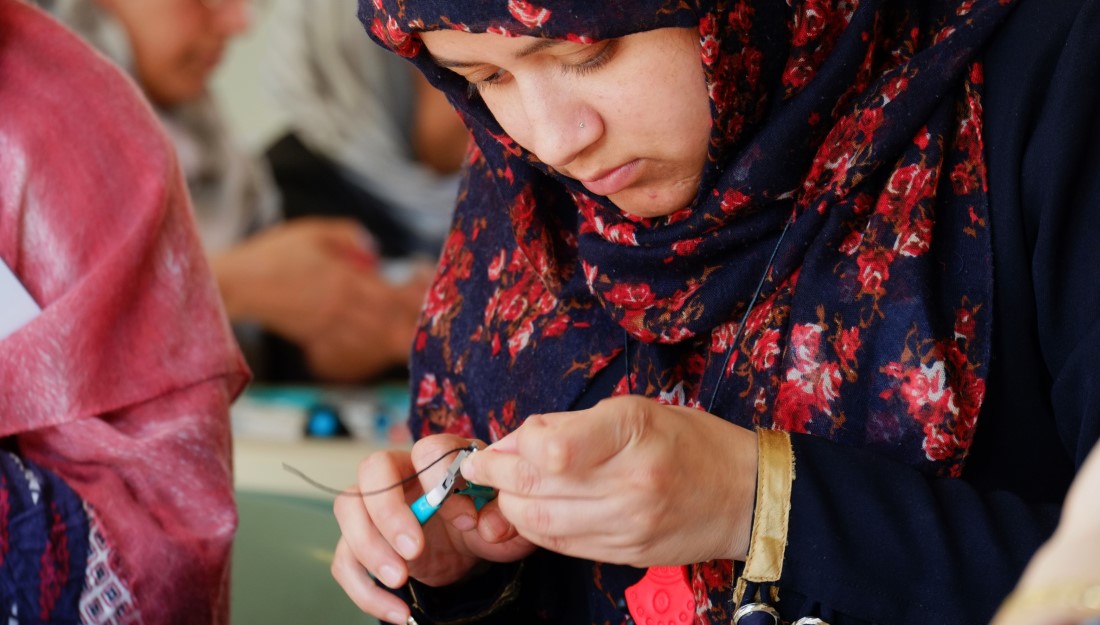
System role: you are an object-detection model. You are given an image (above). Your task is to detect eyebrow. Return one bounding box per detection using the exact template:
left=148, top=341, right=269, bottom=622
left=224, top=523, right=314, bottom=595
left=430, top=38, right=565, bottom=69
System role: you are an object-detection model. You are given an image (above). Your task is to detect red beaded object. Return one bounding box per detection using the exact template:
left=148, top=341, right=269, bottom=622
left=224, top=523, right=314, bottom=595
left=625, top=566, right=696, bottom=625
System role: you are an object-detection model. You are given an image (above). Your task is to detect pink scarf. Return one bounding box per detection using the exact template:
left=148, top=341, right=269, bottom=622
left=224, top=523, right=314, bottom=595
left=0, top=2, right=248, bottom=622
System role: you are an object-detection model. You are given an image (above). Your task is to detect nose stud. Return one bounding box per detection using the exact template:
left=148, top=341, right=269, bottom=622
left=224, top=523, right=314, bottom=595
left=579, top=121, right=586, bottom=129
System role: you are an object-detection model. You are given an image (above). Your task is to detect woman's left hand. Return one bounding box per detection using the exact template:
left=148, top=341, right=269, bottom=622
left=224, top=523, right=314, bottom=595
left=459, top=395, right=759, bottom=568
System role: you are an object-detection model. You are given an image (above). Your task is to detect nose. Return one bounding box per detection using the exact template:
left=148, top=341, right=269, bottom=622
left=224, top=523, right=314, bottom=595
left=515, top=78, right=597, bottom=170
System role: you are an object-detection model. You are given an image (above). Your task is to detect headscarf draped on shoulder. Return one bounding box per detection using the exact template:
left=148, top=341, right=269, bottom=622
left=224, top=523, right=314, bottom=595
left=361, top=0, right=1013, bottom=475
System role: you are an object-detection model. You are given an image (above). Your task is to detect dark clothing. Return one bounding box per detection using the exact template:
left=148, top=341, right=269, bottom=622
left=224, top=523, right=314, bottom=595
left=266, top=132, right=425, bottom=259
left=778, top=2, right=1100, bottom=623
left=397, top=0, right=1100, bottom=624
left=260, top=133, right=428, bottom=383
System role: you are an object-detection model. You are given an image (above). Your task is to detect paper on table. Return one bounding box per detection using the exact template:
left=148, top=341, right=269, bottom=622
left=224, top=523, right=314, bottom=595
left=0, top=258, right=41, bottom=340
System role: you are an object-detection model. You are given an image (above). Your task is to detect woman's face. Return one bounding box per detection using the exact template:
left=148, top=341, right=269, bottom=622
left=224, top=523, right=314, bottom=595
left=95, top=0, right=251, bottom=107
left=419, top=27, right=712, bottom=219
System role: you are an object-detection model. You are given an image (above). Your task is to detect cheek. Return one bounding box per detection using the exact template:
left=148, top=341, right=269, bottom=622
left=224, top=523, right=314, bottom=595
left=482, top=91, right=534, bottom=152
left=661, top=62, right=712, bottom=165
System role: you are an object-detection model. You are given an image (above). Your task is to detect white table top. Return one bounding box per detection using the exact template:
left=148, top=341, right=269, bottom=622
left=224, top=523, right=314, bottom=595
left=231, top=384, right=412, bottom=499
left=233, top=437, right=392, bottom=499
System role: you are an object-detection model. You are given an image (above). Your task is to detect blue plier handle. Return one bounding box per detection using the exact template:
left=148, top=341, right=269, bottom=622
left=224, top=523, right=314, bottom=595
left=409, top=446, right=497, bottom=524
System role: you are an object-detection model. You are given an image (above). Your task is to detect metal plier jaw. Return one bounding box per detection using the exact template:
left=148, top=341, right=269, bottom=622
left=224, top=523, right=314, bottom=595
left=409, top=445, right=497, bottom=524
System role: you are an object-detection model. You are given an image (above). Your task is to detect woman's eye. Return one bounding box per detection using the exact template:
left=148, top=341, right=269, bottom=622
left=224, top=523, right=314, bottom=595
left=563, top=39, right=619, bottom=77
left=460, top=39, right=619, bottom=99
left=466, top=68, right=509, bottom=97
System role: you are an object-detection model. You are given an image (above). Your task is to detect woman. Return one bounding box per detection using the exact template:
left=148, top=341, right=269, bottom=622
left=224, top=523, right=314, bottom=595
left=333, top=1, right=1100, bottom=624
left=43, top=0, right=429, bottom=383
left=0, top=1, right=247, bottom=621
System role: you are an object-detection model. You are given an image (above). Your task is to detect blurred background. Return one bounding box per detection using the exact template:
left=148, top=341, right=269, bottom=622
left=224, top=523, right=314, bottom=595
left=209, top=5, right=428, bottom=625
left=210, top=6, right=282, bottom=153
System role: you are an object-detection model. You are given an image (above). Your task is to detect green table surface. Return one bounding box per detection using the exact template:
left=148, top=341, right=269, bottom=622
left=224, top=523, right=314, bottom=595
left=232, top=490, right=380, bottom=625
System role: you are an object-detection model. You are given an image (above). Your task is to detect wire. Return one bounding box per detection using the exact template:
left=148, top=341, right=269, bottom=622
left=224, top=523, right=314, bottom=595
left=282, top=446, right=470, bottom=497
left=705, top=212, right=795, bottom=413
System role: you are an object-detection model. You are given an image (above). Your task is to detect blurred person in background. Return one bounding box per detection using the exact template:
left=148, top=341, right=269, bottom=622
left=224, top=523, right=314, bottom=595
left=264, top=0, right=468, bottom=260
left=1, top=0, right=247, bottom=621
left=41, top=0, right=435, bottom=383
left=259, top=0, right=469, bottom=379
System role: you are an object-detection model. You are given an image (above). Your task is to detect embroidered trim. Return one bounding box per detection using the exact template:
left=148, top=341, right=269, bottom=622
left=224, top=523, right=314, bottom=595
left=79, top=506, right=142, bottom=625
left=735, top=429, right=794, bottom=603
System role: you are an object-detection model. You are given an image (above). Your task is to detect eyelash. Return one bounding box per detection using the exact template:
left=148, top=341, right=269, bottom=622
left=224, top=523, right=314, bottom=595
left=465, top=39, right=619, bottom=99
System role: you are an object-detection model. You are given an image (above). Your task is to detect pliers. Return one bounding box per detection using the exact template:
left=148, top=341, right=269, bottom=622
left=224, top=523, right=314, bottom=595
left=409, top=445, right=497, bottom=524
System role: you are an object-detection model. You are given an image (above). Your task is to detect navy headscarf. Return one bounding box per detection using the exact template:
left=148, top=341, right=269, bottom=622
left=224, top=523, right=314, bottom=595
left=362, top=0, right=1013, bottom=619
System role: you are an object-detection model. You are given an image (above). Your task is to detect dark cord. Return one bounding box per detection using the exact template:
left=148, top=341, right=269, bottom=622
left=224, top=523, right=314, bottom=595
left=624, top=328, right=632, bottom=394
left=705, top=213, right=795, bottom=413
left=282, top=446, right=469, bottom=497
left=620, top=214, right=795, bottom=411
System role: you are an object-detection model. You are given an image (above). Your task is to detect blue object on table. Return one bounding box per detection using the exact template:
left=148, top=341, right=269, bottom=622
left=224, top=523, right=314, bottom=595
left=305, top=404, right=348, bottom=438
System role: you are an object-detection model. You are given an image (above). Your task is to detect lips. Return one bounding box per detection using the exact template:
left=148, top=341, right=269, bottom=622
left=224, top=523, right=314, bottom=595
left=578, top=160, right=641, bottom=197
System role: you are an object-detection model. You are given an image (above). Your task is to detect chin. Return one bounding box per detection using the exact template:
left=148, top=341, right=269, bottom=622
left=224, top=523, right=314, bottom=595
left=609, top=189, right=694, bottom=220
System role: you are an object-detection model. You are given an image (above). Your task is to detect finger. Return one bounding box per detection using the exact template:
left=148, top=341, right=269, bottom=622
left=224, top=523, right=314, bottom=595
left=335, top=496, right=412, bottom=589
left=515, top=396, right=650, bottom=473
left=311, top=217, right=379, bottom=260
left=331, top=537, right=412, bottom=624
left=333, top=454, right=420, bottom=591
left=473, top=501, right=521, bottom=544
left=495, top=491, right=622, bottom=543
left=459, top=443, right=597, bottom=501
left=357, top=450, right=427, bottom=564
left=463, top=398, right=645, bottom=484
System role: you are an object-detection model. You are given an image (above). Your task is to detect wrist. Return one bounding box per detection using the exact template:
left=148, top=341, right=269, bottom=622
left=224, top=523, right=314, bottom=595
left=726, top=428, right=759, bottom=561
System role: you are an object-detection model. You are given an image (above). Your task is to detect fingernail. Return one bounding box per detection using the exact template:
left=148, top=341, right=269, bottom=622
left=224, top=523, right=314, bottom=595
left=395, top=533, right=418, bottom=560
left=378, top=564, right=402, bottom=588
left=482, top=510, right=510, bottom=542
left=453, top=514, right=476, bottom=531
left=460, top=458, right=479, bottom=481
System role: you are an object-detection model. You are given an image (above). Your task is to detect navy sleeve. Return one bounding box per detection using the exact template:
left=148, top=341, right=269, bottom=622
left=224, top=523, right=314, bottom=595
left=775, top=1, right=1100, bottom=623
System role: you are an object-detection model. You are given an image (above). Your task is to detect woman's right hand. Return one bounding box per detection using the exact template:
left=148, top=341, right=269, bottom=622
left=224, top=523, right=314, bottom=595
left=332, top=434, right=536, bottom=623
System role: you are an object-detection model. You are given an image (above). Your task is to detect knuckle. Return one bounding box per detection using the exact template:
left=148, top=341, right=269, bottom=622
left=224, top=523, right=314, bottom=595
left=541, top=533, right=568, bottom=555
left=358, top=451, right=393, bottom=485
left=513, top=460, right=542, bottom=496
left=521, top=501, right=553, bottom=536
left=544, top=437, right=571, bottom=472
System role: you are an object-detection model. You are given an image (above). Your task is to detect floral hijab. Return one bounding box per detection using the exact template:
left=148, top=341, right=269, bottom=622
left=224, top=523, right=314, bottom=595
left=363, top=0, right=1012, bottom=617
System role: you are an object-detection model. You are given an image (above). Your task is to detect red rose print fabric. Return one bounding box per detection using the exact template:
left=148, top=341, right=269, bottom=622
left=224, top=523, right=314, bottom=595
left=360, top=0, right=1014, bottom=621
